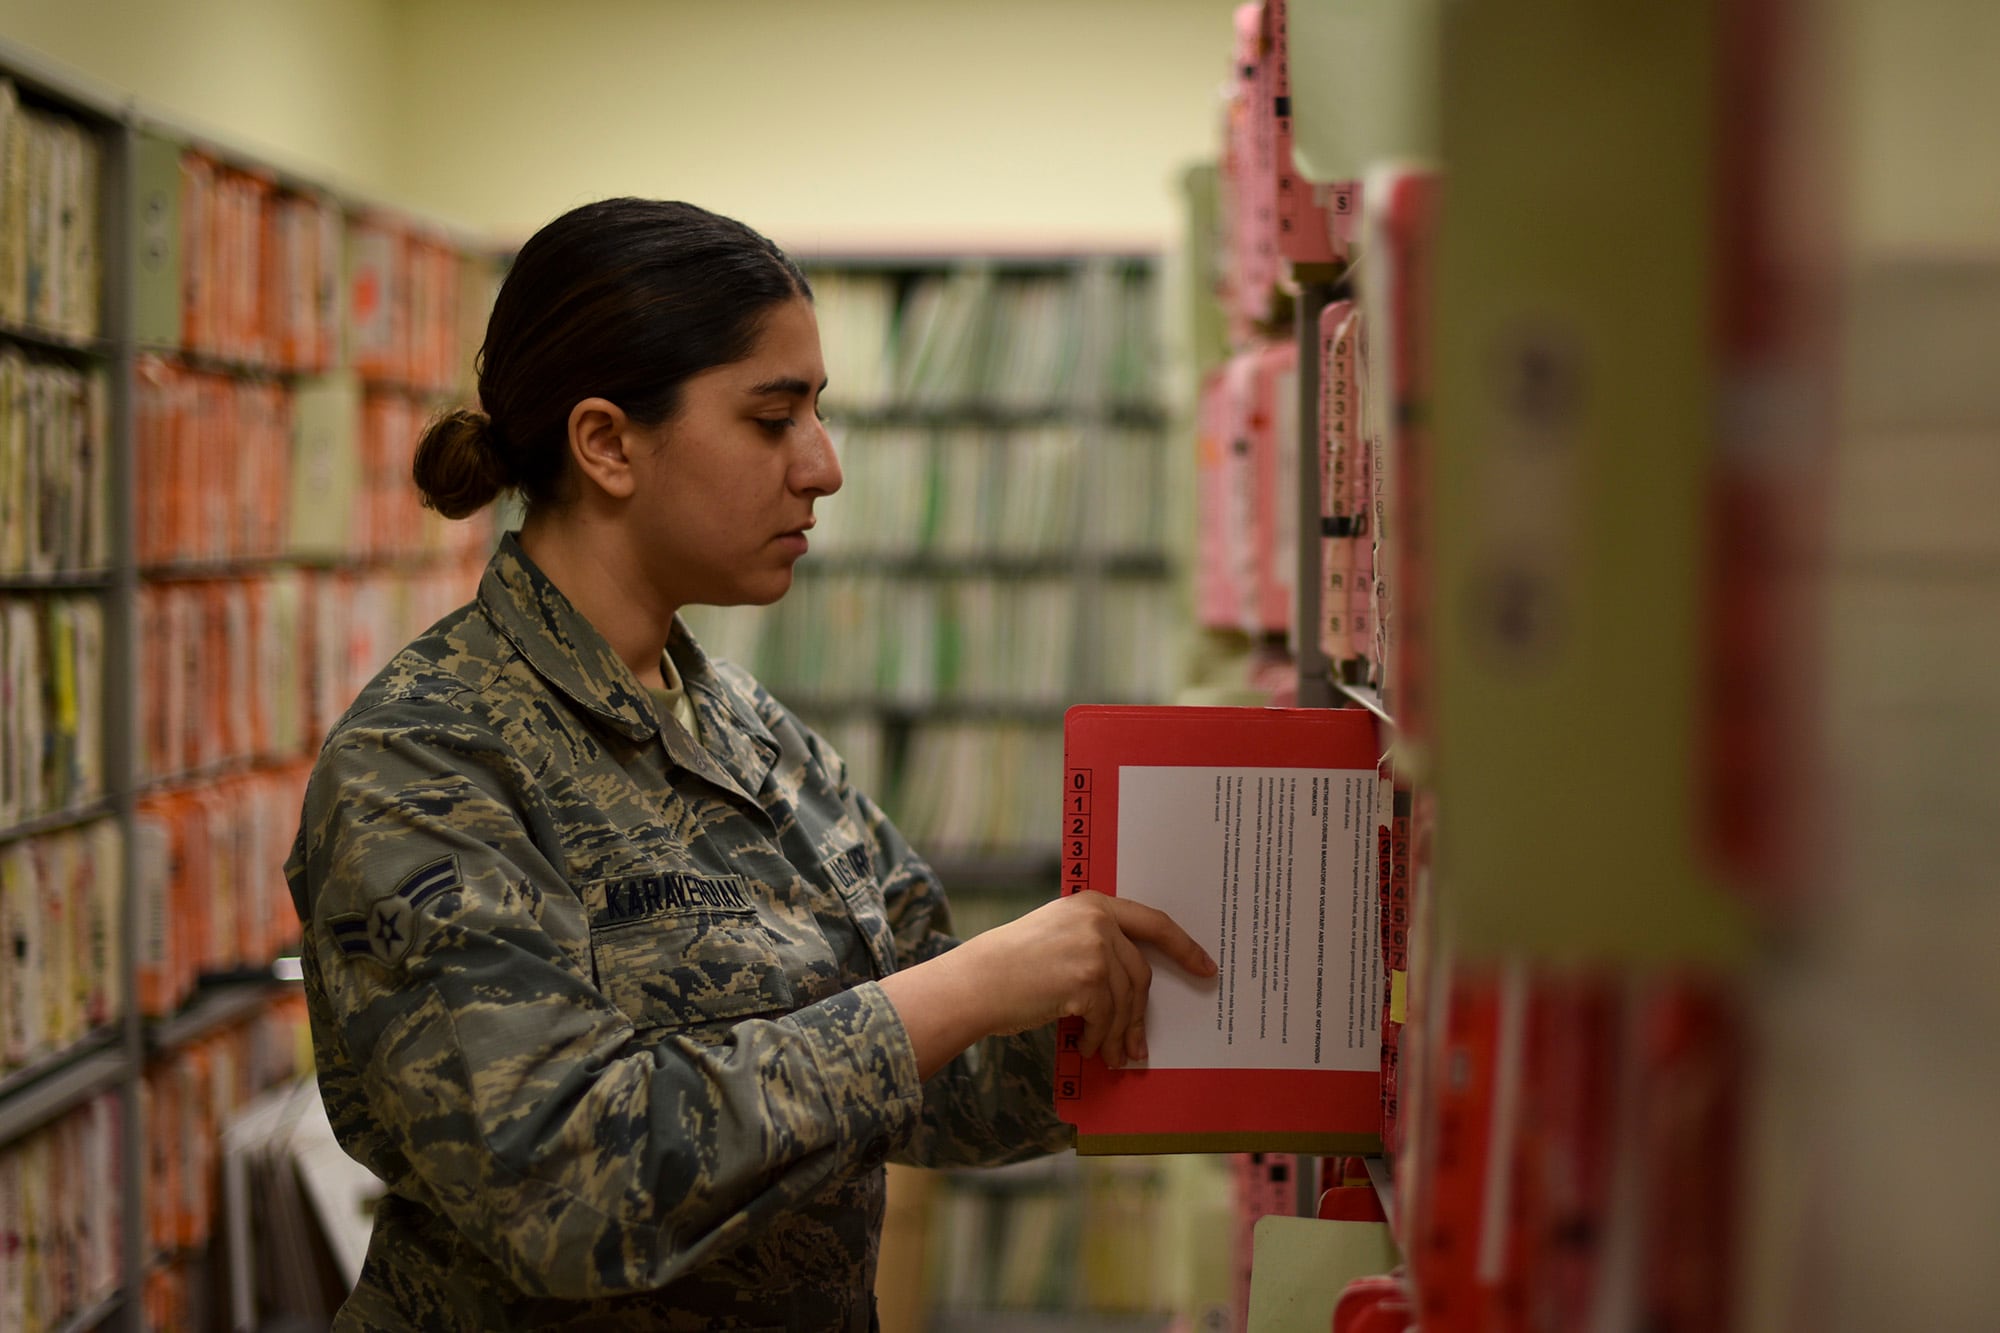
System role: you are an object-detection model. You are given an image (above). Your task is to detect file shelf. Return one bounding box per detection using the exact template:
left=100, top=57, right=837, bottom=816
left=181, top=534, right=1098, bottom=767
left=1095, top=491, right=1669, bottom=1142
left=141, top=979, right=295, bottom=1060
left=1332, top=680, right=1392, bottom=726
left=0, top=575, right=114, bottom=593
left=1176, top=2, right=1854, bottom=1327
left=0, top=800, right=116, bottom=846
left=0, top=34, right=495, bottom=1333
left=46, top=1294, right=123, bottom=1333
left=0, top=1032, right=126, bottom=1151
left=0, top=322, right=109, bottom=359
left=924, top=1155, right=1180, bottom=1326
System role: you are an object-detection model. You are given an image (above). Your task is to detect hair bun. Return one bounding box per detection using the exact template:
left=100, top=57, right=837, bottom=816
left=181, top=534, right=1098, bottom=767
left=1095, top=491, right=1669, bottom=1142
left=413, top=407, right=509, bottom=519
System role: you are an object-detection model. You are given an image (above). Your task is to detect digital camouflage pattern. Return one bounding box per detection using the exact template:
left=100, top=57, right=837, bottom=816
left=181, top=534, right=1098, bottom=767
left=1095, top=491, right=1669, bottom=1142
left=287, top=534, right=1071, bottom=1331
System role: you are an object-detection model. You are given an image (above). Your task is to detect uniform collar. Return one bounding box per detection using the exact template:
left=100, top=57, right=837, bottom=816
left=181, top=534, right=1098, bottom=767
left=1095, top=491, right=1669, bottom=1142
left=666, top=615, right=782, bottom=802
left=479, top=533, right=780, bottom=804
left=480, top=532, right=659, bottom=742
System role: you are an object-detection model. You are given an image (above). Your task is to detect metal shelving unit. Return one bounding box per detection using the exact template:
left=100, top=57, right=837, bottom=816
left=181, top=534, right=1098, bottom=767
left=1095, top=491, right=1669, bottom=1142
left=49, top=1291, right=127, bottom=1333
left=0, top=316, right=111, bottom=358
left=1333, top=679, right=1392, bottom=726
left=0, top=1041, right=129, bottom=1149
left=0, top=571, right=116, bottom=593
left=0, top=799, right=118, bottom=846
left=143, top=978, right=297, bottom=1057
left=0, top=43, right=137, bottom=1333
left=0, top=34, right=478, bottom=1332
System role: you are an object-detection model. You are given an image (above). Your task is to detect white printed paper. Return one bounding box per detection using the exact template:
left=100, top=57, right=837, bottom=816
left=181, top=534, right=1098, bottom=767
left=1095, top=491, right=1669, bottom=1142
left=1117, top=766, right=1380, bottom=1071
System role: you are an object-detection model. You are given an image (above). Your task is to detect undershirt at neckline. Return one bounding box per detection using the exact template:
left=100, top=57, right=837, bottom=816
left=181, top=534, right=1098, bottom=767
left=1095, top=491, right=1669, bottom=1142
left=648, top=651, right=700, bottom=745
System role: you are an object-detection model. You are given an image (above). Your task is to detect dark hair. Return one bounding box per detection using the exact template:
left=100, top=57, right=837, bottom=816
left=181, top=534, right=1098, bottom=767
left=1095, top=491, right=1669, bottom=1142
left=414, top=198, right=812, bottom=518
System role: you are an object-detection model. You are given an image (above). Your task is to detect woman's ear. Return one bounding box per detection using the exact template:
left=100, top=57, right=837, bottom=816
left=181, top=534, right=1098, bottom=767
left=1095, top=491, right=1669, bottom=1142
left=567, top=397, right=642, bottom=501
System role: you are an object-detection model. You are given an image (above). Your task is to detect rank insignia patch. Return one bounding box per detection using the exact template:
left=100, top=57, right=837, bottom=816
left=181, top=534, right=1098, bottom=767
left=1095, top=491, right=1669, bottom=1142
left=327, top=855, right=459, bottom=967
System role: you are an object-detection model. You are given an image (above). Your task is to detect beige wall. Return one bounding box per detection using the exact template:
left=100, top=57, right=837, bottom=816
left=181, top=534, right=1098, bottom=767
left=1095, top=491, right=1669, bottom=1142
left=384, top=0, right=1238, bottom=253
left=0, top=0, right=404, bottom=202
left=0, top=0, right=1242, bottom=249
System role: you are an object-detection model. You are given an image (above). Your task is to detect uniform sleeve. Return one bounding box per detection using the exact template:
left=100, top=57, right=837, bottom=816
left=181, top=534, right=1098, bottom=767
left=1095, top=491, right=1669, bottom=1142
left=849, top=786, right=1076, bottom=1169
left=293, top=698, right=924, bottom=1302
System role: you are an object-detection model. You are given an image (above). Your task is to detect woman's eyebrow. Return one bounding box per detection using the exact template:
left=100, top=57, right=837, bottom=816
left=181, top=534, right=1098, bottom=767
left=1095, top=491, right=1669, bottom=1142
left=744, top=375, right=828, bottom=397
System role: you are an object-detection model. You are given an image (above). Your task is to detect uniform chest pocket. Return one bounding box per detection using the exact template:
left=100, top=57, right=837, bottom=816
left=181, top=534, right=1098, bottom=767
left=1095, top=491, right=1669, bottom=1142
left=823, top=842, right=900, bottom=978
left=582, top=872, right=797, bottom=1031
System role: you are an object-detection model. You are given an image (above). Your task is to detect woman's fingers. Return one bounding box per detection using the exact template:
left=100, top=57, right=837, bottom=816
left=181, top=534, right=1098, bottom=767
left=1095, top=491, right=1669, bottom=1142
left=1103, top=896, right=1218, bottom=978
left=1076, top=989, right=1112, bottom=1063
left=1099, top=917, right=1135, bottom=1067
left=1110, top=926, right=1153, bottom=1065
left=880, top=891, right=1212, bottom=1082
left=958, top=893, right=1214, bottom=1063
left=1089, top=899, right=1162, bottom=1069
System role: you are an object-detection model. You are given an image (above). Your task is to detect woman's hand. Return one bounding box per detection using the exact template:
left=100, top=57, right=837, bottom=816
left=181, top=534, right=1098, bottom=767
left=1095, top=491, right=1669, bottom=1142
left=878, top=891, right=1216, bottom=1080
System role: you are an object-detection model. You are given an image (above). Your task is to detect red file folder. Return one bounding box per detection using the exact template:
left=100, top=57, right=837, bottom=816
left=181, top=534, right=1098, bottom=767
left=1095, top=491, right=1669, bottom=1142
left=1056, top=704, right=1386, bottom=1154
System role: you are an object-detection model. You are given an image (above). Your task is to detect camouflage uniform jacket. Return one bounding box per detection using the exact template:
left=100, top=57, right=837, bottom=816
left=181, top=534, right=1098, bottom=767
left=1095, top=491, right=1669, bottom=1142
left=286, top=534, right=1072, bottom=1331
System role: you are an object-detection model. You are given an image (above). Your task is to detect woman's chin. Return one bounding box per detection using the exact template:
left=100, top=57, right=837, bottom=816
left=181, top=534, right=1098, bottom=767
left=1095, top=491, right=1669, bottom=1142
left=702, top=572, right=795, bottom=609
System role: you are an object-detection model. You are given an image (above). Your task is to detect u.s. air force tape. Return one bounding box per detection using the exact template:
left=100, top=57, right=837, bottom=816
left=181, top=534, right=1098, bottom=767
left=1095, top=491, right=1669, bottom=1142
left=823, top=843, right=872, bottom=893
